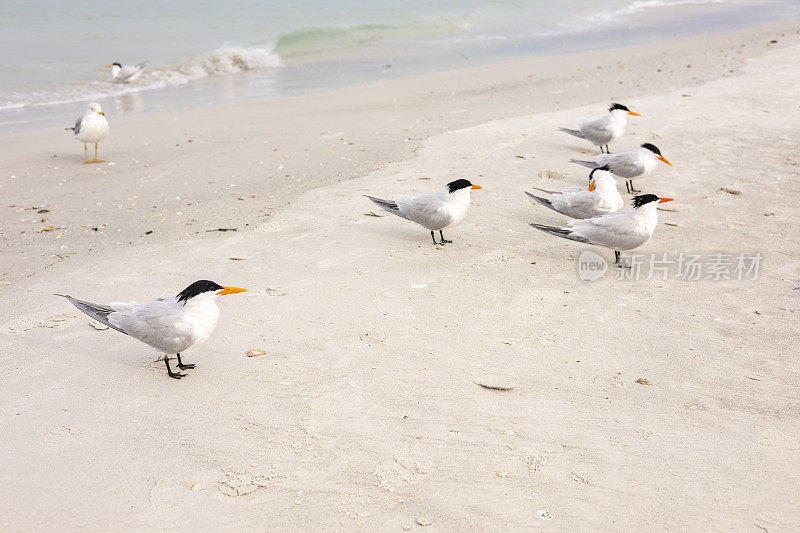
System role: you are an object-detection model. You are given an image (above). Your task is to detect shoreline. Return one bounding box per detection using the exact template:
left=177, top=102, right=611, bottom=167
left=4, top=2, right=799, bottom=135
left=1, top=16, right=800, bottom=531
left=2, top=18, right=799, bottom=290
left=2, top=8, right=799, bottom=135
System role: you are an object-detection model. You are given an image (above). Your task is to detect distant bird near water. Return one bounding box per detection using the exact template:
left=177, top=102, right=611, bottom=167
left=525, top=167, right=624, bottom=219
left=560, top=103, right=641, bottom=153
left=66, top=102, right=108, bottom=164
left=571, top=143, right=673, bottom=194
left=530, top=194, right=674, bottom=267
left=106, top=61, right=147, bottom=82
left=58, top=280, right=248, bottom=379
left=366, top=179, right=483, bottom=245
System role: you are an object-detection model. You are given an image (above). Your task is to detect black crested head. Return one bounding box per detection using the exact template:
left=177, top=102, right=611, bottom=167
left=589, top=165, right=610, bottom=180
left=113, top=62, right=122, bottom=68
left=447, top=179, right=473, bottom=193
left=641, top=143, right=661, bottom=155
left=632, top=194, right=660, bottom=208
left=609, top=103, right=630, bottom=112
left=177, top=280, right=224, bottom=304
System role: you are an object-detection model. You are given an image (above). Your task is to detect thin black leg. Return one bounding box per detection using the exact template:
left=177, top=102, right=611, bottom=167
left=625, top=180, right=632, bottom=194
left=439, top=230, right=452, bottom=244
left=628, top=180, right=640, bottom=194
left=164, top=354, right=186, bottom=379
left=605, top=144, right=609, bottom=153
left=177, top=353, right=195, bottom=370
left=615, top=250, right=630, bottom=270
left=430, top=231, right=438, bottom=245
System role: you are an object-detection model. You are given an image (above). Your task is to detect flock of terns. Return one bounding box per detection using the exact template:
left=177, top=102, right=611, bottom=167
left=367, top=102, right=674, bottom=266
left=62, top=100, right=675, bottom=379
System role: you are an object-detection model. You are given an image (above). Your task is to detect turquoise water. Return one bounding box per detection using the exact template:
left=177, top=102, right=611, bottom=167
left=1, top=0, right=798, bottom=133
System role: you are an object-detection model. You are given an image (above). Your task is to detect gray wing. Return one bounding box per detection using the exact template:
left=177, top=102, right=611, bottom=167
left=525, top=192, right=561, bottom=215
left=559, top=127, right=586, bottom=139
left=57, top=294, right=128, bottom=334
left=570, top=159, right=600, bottom=169
left=73, top=116, right=82, bottom=135
left=365, top=195, right=411, bottom=221
left=529, top=223, right=591, bottom=244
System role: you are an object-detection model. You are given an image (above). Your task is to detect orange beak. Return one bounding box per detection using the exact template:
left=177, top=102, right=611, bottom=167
left=588, top=180, right=596, bottom=192
left=471, top=184, right=483, bottom=190
left=216, top=286, right=248, bottom=296
left=104, top=65, right=112, bottom=68
left=657, top=155, right=673, bottom=167
left=658, top=197, right=674, bottom=203
left=628, top=111, right=642, bottom=116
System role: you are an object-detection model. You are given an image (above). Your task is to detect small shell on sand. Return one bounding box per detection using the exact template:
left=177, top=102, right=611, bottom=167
left=246, top=349, right=267, bottom=357
left=475, top=375, right=515, bottom=391
left=191, top=483, right=202, bottom=491
left=635, top=378, right=652, bottom=385
left=416, top=517, right=433, bottom=526
left=90, top=321, right=109, bottom=330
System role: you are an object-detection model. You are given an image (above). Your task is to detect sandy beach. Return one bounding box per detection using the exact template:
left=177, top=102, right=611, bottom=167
left=1, top=19, right=799, bottom=531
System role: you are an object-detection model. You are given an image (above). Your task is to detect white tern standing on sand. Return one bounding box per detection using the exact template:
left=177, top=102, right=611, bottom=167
left=525, top=166, right=624, bottom=219
left=559, top=103, right=642, bottom=153
left=58, top=280, right=248, bottom=379
left=530, top=194, right=674, bottom=267
left=67, top=102, right=109, bottom=164
left=571, top=143, right=673, bottom=194
left=366, top=179, right=483, bottom=245
left=105, top=61, right=147, bottom=82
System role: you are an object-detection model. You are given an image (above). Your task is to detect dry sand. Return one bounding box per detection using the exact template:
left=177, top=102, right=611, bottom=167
left=1, top=20, right=799, bottom=531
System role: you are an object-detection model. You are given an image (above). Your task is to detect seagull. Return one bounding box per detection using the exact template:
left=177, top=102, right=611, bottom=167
left=58, top=280, right=248, bottom=379
left=559, top=103, right=641, bottom=153
left=365, top=179, right=483, bottom=245
left=571, top=143, right=673, bottom=194
left=67, top=102, right=108, bottom=164
left=525, top=166, right=624, bottom=219
left=530, top=194, right=674, bottom=267
left=105, top=61, right=147, bottom=82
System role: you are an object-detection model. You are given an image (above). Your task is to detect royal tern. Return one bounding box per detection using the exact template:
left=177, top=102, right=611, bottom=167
left=571, top=143, right=673, bottom=194
left=560, top=103, right=641, bottom=153
left=525, top=166, right=624, bottom=219
left=105, top=61, right=147, bottom=82
left=530, top=194, right=674, bottom=267
left=58, top=280, right=248, bottom=379
left=366, top=179, right=483, bottom=245
left=67, top=102, right=108, bottom=164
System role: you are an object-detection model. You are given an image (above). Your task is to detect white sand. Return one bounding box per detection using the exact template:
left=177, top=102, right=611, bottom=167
left=1, top=21, right=799, bottom=531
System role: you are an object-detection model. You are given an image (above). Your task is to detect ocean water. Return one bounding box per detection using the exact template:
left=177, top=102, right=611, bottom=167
left=1, top=0, right=798, bottom=133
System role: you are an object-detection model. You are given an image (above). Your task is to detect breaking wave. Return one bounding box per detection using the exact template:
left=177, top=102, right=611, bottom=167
left=0, top=45, right=282, bottom=111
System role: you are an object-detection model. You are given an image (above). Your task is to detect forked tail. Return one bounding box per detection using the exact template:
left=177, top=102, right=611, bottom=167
left=364, top=195, right=411, bottom=221
left=524, top=191, right=562, bottom=215
left=559, top=127, right=586, bottom=140
left=529, top=223, right=591, bottom=244
left=570, top=159, right=600, bottom=169
left=56, top=294, right=127, bottom=334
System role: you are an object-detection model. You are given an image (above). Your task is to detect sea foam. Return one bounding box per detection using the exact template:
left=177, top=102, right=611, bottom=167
left=0, top=45, right=282, bottom=111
